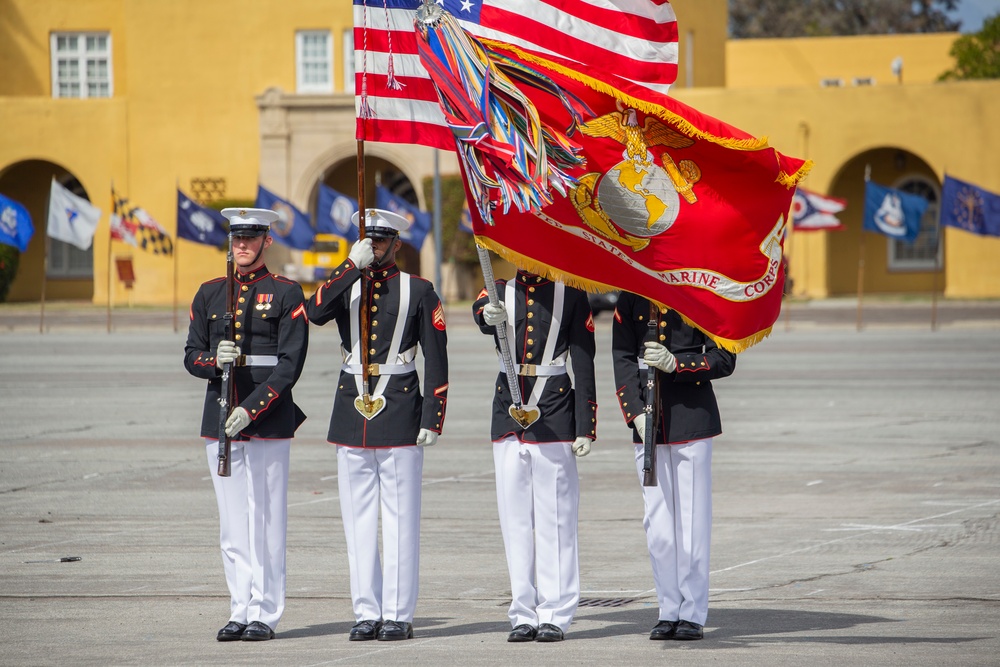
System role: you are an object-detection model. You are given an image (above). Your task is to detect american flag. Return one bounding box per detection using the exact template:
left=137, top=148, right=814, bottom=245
left=354, top=0, right=679, bottom=149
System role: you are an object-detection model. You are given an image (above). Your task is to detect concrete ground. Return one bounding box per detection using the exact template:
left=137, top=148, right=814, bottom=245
left=1, top=299, right=998, bottom=666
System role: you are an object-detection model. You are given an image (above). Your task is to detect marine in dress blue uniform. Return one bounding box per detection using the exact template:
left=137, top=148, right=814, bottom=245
left=306, top=209, right=448, bottom=641
left=611, top=292, right=736, bottom=641
left=183, top=208, right=309, bottom=642
left=472, top=269, right=597, bottom=642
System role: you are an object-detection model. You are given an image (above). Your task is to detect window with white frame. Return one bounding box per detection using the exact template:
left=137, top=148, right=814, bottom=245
left=888, top=176, right=941, bottom=271
left=48, top=238, right=93, bottom=278
left=51, top=32, right=112, bottom=99
left=343, top=29, right=355, bottom=94
left=296, top=30, right=333, bottom=94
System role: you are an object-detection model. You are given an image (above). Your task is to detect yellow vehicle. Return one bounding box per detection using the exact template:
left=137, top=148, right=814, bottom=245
left=300, top=233, right=349, bottom=286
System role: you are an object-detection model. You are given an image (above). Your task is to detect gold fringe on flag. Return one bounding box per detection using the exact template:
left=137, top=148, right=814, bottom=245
left=475, top=236, right=772, bottom=353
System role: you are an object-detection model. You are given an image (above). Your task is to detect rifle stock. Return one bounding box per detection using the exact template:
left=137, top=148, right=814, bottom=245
left=641, top=302, right=659, bottom=487
left=216, top=235, right=235, bottom=477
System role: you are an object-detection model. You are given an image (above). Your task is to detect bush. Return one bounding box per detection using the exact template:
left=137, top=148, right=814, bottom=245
left=420, top=174, right=479, bottom=264
left=0, top=244, right=20, bottom=303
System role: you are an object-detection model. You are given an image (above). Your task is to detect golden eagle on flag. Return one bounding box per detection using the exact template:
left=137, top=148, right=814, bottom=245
left=413, top=5, right=809, bottom=351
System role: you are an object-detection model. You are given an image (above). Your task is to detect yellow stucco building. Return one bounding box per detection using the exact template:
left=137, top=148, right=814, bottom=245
left=1, top=0, right=997, bottom=306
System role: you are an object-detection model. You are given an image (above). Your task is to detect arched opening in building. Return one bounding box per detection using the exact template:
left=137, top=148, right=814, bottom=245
left=826, top=148, right=941, bottom=296
left=0, top=160, right=96, bottom=302
left=313, top=156, right=423, bottom=276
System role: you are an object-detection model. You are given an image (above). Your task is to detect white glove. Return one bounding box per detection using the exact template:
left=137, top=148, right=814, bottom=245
left=632, top=413, right=647, bottom=441
left=216, top=340, right=241, bottom=369
left=572, top=436, right=592, bottom=457
left=224, top=407, right=251, bottom=438
left=416, top=428, right=438, bottom=447
left=643, top=341, right=677, bottom=373
left=348, top=238, right=375, bottom=269
left=483, top=302, right=507, bottom=326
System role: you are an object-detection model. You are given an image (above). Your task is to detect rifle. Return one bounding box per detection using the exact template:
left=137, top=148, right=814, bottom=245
left=216, top=233, right=236, bottom=477
left=641, top=301, right=660, bottom=487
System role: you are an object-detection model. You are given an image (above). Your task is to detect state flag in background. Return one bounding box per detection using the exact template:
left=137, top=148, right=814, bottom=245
left=110, top=185, right=173, bottom=255
left=254, top=185, right=316, bottom=250
left=791, top=188, right=846, bottom=232
left=458, top=198, right=474, bottom=234
left=48, top=178, right=101, bottom=251
left=0, top=192, right=34, bottom=252
left=375, top=185, right=431, bottom=251
left=317, top=184, right=359, bottom=240
left=863, top=181, right=928, bottom=244
left=177, top=189, right=228, bottom=246
left=354, top=0, right=679, bottom=149
left=940, top=174, right=1000, bottom=237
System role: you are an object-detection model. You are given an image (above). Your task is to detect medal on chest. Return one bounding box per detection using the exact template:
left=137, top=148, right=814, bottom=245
left=255, top=294, right=273, bottom=311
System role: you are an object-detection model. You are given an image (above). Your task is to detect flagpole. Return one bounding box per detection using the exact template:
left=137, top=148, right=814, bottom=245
left=40, top=239, right=49, bottom=334
left=173, top=180, right=180, bottom=333
left=356, top=138, right=374, bottom=413
left=40, top=181, right=52, bottom=334
left=173, top=239, right=180, bottom=333
left=433, top=150, right=443, bottom=303
left=107, top=183, right=114, bottom=334
left=857, top=165, right=871, bottom=332
left=931, top=189, right=942, bottom=332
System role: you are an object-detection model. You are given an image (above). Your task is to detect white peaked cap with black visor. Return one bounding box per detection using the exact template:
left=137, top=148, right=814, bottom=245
left=221, top=207, right=279, bottom=237
left=352, top=208, right=412, bottom=239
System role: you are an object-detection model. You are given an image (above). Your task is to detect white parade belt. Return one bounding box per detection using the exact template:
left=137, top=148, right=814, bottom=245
left=235, top=354, right=278, bottom=367
left=499, top=360, right=568, bottom=377
left=342, top=361, right=417, bottom=377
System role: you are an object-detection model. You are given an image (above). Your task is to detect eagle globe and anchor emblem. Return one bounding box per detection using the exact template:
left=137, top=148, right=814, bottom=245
left=571, top=106, right=702, bottom=251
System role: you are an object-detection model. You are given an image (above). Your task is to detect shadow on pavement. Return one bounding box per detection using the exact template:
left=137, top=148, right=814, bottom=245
left=568, top=607, right=986, bottom=647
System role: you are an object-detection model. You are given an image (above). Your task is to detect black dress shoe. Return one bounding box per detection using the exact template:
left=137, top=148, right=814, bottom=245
left=535, top=623, right=564, bottom=642
left=377, top=620, right=413, bottom=641
left=649, top=620, right=678, bottom=640
left=216, top=621, right=247, bottom=642
left=241, top=621, right=275, bottom=641
left=507, top=624, right=537, bottom=642
left=672, top=620, right=704, bottom=640
left=349, top=619, right=382, bottom=641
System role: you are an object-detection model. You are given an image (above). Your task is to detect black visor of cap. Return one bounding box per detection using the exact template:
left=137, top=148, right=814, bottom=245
left=364, top=226, right=399, bottom=239
left=230, top=224, right=269, bottom=238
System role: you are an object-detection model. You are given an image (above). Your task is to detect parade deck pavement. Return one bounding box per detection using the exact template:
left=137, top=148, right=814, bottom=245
left=1, top=299, right=998, bottom=665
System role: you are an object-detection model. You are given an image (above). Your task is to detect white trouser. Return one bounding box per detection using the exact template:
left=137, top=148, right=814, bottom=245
left=494, top=437, right=580, bottom=632
left=205, top=438, right=290, bottom=630
left=633, top=438, right=713, bottom=626
left=337, top=445, right=424, bottom=623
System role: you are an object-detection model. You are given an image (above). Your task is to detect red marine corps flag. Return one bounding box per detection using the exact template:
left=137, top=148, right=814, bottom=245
left=414, top=17, right=808, bottom=350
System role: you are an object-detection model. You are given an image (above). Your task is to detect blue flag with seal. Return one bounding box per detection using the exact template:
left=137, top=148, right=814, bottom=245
left=254, top=185, right=316, bottom=250
left=177, top=190, right=228, bottom=246
left=863, top=181, right=928, bottom=244
left=317, top=184, right=359, bottom=240
left=940, top=175, right=1000, bottom=238
left=375, top=185, right=431, bottom=251
left=0, top=192, right=34, bottom=252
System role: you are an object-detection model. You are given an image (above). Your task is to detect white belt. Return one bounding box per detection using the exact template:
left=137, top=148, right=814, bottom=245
left=343, top=361, right=417, bottom=377
left=499, top=360, right=568, bottom=377
left=236, top=354, right=278, bottom=367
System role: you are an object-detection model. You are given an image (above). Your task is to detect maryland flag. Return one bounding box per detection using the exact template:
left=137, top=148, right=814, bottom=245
left=111, top=185, right=174, bottom=256
left=415, top=9, right=809, bottom=351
